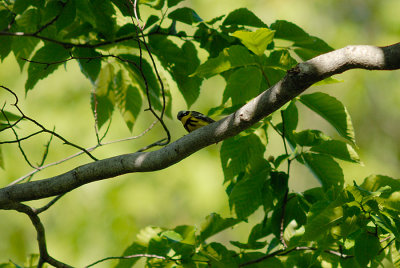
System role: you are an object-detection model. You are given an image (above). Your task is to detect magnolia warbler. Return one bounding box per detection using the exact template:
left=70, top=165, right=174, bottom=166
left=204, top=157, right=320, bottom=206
left=177, top=110, right=215, bottom=132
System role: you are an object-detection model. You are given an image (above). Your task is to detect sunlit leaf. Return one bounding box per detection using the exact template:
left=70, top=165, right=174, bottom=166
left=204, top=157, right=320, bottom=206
left=91, top=63, right=115, bottom=129
left=265, top=49, right=298, bottom=70
left=299, top=92, right=356, bottom=145
left=302, top=152, right=344, bottom=190
left=303, top=203, right=344, bottom=241
left=232, top=28, right=275, bottom=56
left=360, top=175, right=400, bottom=193
left=114, top=70, right=142, bottom=131
left=311, top=140, right=361, bottom=163
left=192, top=45, right=255, bottom=78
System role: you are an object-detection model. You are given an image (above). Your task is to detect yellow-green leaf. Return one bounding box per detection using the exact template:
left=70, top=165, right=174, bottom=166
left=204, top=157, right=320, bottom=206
left=231, top=28, right=275, bottom=56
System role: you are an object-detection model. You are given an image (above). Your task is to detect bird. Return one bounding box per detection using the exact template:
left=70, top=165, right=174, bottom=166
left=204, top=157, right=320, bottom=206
left=177, top=110, right=215, bottom=133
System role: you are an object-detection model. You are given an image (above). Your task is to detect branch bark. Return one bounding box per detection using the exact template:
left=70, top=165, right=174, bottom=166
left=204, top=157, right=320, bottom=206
left=1, top=43, right=399, bottom=207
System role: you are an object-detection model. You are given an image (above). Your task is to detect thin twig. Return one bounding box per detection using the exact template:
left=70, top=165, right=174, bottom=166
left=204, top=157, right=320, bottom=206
left=85, top=254, right=166, bottom=268
left=1, top=85, right=98, bottom=161
left=32, top=0, right=69, bottom=35
left=280, top=110, right=291, bottom=174
left=1, top=107, right=36, bottom=168
left=34, top=194, right=66, bottom=214
left=7, top=119, right=159, bottom=186
left=279, top=190, right=289, bottom=248
left=125, top=0, right=171, bottom=151
left=239, top=246, right=353, bottom=267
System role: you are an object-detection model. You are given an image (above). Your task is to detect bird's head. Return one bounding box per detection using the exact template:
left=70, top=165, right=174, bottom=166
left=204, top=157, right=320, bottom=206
left=177, top=110, right=189, bottom=120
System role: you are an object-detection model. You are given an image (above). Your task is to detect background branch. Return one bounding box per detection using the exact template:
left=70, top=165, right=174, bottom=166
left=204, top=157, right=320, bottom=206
left=3, top=203, right=73, bottom=268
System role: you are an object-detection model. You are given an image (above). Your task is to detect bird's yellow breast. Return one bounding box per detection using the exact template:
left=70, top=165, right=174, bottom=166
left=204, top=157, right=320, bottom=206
left=181, top=114, right=209, bottom=132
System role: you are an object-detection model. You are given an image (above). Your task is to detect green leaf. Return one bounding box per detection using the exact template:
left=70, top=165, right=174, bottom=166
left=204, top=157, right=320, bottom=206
left=265, top=50, right=298, bottom=70
left=231, top=28, right=274, bottom=56
left=161, top=230, right=182, bottom=242
left=229, top=165, right=269, bottom=219
left=115, top=242, right=147, bottom=268
left=194, top=23, right=235, bottom=58
left=89, top=0, right=116, bottom=39
left=192, top=45, right=255, bottom=78
left=16, top=7, right=40, bottom=32
left=293, top=129, right=330, bottom=147
left=311, top=140, right=361, bottom=163
left=11, top=36, right=39, bottom=70
left=270, top=20, right=333, bottom=60
left=114, top=70, right=142, bottom=131
left=206, top=15, right=225, bottom=25
left=73, top=47, right=101, bottom=83
left=276, top=100, right=298, bottom=148
left=0, top=9, right=13, bottom=30
left=168, top=7, right=202, bottom=25
left=119, top=54, right=162, bottom=111
left=223, top=66, right=262, bottom=105
left=354, top=231, right=381, bottom=267
left=202, top=243, right=239, bottom=267
left=92, top=63, right=115, bottom=129
left=229, top=176, right=263, bottom=220
left=299, top=92, right=356, bottom=145
left=0, top=36, right=12, bottom=61
left=313, top=76, right=343, bottom=86
left=25, top=43, right=70, bottom=92
left=302, top=152, right=344, bottom=190
left=149, top=37, right=201, bottom=107
left=56, top=0, right=76, bottom=31
left=111, top=0, right=132, bottom=16
left=167, top=0, right=185, bottom=8
left=282, top=100, right=298, bottom=134
left=285, top=195, right=307, bottom=227
left=230, top=240, right=266, bottom=250
left=360, top=175, right=400, bottom=193
left=220, top=134, right=265, bottom=182
left=144, top=15, right=159, bottom=30
left=0, top=111, right=22, bottom=123
left=270, top=171, right=289, bottom=200
left=13, top=0, right=33, bottom=14
left=171, top=41, right=202, bottom=107
left=303, top=202, right=344, bottom=241
left=140, top=0, right=165, bottom=10
left=200, top=213, right=240, bottom=242
left=222, top=8, right=267, bottom=28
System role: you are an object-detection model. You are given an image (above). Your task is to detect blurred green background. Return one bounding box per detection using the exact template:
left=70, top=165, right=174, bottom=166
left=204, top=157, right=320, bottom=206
left=1, top=0, right=399, bottom=266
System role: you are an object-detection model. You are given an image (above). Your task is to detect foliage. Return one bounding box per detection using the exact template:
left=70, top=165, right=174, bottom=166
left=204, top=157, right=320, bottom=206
left=0, top=0, right=399, bottom=267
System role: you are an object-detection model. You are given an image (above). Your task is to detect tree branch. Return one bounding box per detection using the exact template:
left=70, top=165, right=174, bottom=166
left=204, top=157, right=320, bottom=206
left=0, top=43, right=399, bottom=207
left=3, top=202, right=73, bottom=267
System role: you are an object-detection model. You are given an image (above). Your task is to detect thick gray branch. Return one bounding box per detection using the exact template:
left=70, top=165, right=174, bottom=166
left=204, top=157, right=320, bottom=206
left=1, top=43, right=399, bottom=207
